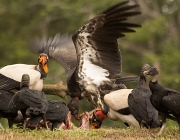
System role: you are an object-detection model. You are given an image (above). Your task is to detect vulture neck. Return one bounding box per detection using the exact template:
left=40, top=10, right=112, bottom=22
left=137, top=75, right=147, bottom=88
left=102, top=102, right=109, bottom=115
left=20, top=86, right=29, bottom=90
left=36, top=64, right=48, bottom=79
left=151, top=74, right=159, bottom=83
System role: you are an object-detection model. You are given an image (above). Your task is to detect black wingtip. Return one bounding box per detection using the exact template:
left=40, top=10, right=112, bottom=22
left=101, top=1, right=131, bottom=14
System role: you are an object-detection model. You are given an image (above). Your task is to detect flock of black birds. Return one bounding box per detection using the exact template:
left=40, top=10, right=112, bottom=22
left=0, top=0, right=180, bottom=136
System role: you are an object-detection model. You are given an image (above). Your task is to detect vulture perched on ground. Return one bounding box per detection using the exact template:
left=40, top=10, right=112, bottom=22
left=9, top=74, right=49, bottom=129
left=0, top=90, right=23, bottom=128
left=144, top=66, right=180, bottom=135
left=29, top=1, right=141, bottom=119
left=128, top=64, right=161, bottom=128
left=0, top=53, right=48, bottom=91
left=26, top=99, right=69, bottom=130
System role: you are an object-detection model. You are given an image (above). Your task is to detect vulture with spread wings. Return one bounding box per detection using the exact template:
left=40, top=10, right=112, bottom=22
left=29, top=1, right=141, bottom=119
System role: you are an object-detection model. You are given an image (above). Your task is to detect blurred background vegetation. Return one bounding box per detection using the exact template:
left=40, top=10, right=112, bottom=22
left=0, top=0, right=179, bottom=128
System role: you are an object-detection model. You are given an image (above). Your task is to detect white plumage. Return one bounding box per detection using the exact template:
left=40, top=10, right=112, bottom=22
left=0, top=53, right=48, bottom=91
left=0, top=64, right=42, bottom=90
left=72, top=1, right=141, bottom=108
left=104, top=89, right=140, bottom=128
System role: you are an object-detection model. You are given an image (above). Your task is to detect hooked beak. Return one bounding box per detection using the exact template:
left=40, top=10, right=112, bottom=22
left=143, top=70, right=149, bottom=76
left=39, top=56, right=48, bottom=65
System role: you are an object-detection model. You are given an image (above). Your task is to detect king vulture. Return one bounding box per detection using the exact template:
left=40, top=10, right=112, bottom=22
left=144, top=66, right=180, bottom=135
left=0, top=53, right=48, bottom=91
left=91, top=89, right=140, bottom=129
left=29, top=1, right=141, bottom=119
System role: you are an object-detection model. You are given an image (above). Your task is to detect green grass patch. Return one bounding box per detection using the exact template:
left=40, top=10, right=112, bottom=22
left=0, top=127, right=179, bottom=140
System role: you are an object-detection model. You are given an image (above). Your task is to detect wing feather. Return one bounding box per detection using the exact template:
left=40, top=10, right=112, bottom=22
left=0, top=74, right=20, bottom=90
left=72, top=1, right=141, bottom=76
left=128, top=88, right=160, bottom=126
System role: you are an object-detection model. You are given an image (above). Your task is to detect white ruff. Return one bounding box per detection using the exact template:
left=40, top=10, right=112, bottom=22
left=77, top=32, right=110, bottom=93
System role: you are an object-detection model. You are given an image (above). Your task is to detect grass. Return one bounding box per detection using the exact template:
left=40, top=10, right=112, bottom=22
left=0, top=126, right=179, bottom=140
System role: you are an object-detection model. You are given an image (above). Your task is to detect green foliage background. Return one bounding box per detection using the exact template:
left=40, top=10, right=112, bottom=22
left=0, top=0, right=179, bottom=128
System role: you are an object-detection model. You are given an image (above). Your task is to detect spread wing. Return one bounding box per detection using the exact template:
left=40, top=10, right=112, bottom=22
left=72, top=1, right=141, bottom=77
left=29, top=33, right=77, bottom=77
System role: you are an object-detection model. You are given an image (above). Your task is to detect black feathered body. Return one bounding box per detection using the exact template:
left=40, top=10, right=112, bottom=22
left=27, top=100, right=69, bottom=130
left=149, top=81, right=180, bottom=115
left=0, top=90, right=19, bottom=128
left=9, top=87, right=48, bottom=116
left=0, top=90, right=14, bottom=113
left=46, top=100, right=69, bottom=123
left=128, top=76, right=161, bottom=128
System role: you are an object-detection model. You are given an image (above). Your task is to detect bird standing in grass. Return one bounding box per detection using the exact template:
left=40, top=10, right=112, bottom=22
left=0, top=53, right=48, bottom=91
left=29, top=1, right=141, bottom=120
left=26, top=99, right=69, bottom=130
left=9, top=74, right=49, bottom=129
left=0, top=90, right=22, bottom=128
left=144, top=66, right=180, bottom=135
left=128, top=64, right=161, bottom=128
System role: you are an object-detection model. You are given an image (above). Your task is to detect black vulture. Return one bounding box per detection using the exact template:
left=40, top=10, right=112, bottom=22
left=26, top=99, right=69, bottom=130
left=128, top=64, right=161, bottom=128
left=8, top=74, right=49, bottom=129
left=0, top=90, right=22, bottom=128
left=144, top=66, right=180, bottom=135
left=29, top=1, right=141, bottom=119
left=0, top=53, right=48, bottom=91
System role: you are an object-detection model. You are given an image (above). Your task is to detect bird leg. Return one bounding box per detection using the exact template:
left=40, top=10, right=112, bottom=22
left=96, top=92, right=103, bottom=109
left=0, top=123, right=4, bottom=129
left=20, top=110, right=27, bottom=129
left=23, top=117, right=27, bottom=129
left=51, top=122, right=59, bottom=131
left=42, top=113, right=49, bottom=129
left=174, top=115, right=180, bottom=134
left=157, top=113, right=166, bottom=136
left=7, top=118, right=13, bottom=129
